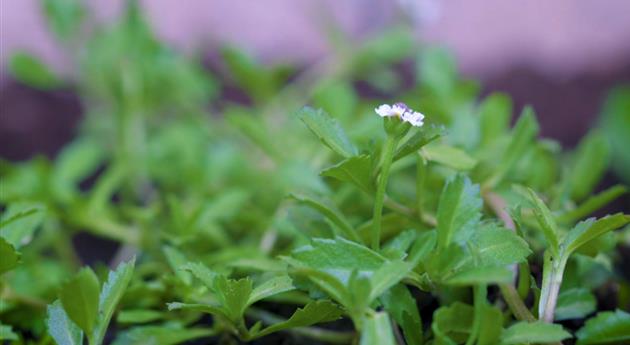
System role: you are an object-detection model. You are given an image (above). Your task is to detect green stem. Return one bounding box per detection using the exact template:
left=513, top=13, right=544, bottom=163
left=486, top=191, right=565, bottom=345
left=1, top=286, right=47, bottom=309
left=382, top=196, right=437, bottom=227
left=236, top=320, right=251, bottom=340
left=465, top=285, right=487, bottom=345
left=372, top=137, right=398, bottom=250
left=539, top=252, right=568, bottom=323
left=416, top=153, right=427, bottom=220
left=383, top=196, right=414, bottom=218
left=517, top=263, right=531, bottom=300
left=499, top=284, right=536, bottom=322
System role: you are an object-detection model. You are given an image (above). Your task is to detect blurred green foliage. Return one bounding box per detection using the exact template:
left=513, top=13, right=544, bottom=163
left=2, top=1, right=629, bottom=344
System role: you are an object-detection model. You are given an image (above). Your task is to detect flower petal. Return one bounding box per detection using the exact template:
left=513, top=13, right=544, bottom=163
left=402, top=111, right=425, bottom=127
left=392, top=105, right=407, bottom=116
left=375, top=104, right=394, bottom=117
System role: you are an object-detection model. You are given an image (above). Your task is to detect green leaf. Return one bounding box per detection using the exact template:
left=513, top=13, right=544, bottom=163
left=364, top=67, right=401, bottom=92
left=0, top=238, right=20, bottom=274
left=92, top=258, right=135, bottom=344
left=321, top=154, right=373, bottom=193
left=214, top=276, right=253, bottom=322
left=181, top=262, right=218, bottom=289
left=417, top=47, right=457, bottom=96
left=382, top=229, right=418, bottom=260
left=162, top=245, right=192, bottom=285
left=600, top=86, right=630, bottom=185
left=60, top=267, right=100, bottom=336
left=298, top=107, right=358, bottom=158
left=288, top=193, right=361, bottom=242
left=226, top=107, right=280, bottom=159
left=354, top=28, right=413, bottom=71
left=558, top=185, right=627, bottom=224
left=574, top=231, right=616, bottom=257
left=444, top=266, right=512, bottom=286
left=51, top=138, right=105, bottom=202
left=501, top=321, right=571, bottom=344
left=408, top=230, right=438, bottom=265
left=288, top=255, right=369, bottom=312
left=0, top=202, right=46, bottom=248
left=576, top=309, right=630, bottom=345
left=432, top=302, right=474, bottom=345
left=253, top=300, right=343, bottom=339
left=348, top=272, right=372, bottom=316
left=470, top=225, right=531, bottom=266
left=430, top=224, right=528, bottom=286
left=312, top=81, right=357, bottom=120
left=479, top=92, right=512, bottom=147
left=422, top=142, right=478, bottom=171
left=360, top=312, right=396, bottom=345
left=117, top=309, right=163, bottom=324
left=166, top=302, right=224, bottom=318
left=369, top=260, right=413, bottom=301
left=0, top=322, right=18, bottom=340
left=9, top=52, right=61, bottom=89
left=112, top=325, right=215, bottom=345
left=290, top=237, right=386, bottom=284
left=381, top=284, right=423, bottom=345
left=288, top=266, right=349, bottom=305
left=569, top=130, right=610, bottom=201
left=393, top=125, right=444, bottom=161
left=42, top=0, right=85, bottom=39
left=526, top=188, right=560, bottom=256
left=477, top=304, right=503, bottom=345
left=555, top=288, right=596, bottom=321
left=47, top=300, right=83, bottom=345
left=563, top=213, right=630, bottom=256
left=247, top=275, right=295, bottom=306
left=221, top=46, right=277, bottom=103
left=491, top=107, right=539, bottom=186
left=436, top=175, right=482, bottom=249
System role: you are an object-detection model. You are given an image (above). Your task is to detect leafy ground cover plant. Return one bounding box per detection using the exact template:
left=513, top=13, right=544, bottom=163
left=2, top=0, right=630, bottom=344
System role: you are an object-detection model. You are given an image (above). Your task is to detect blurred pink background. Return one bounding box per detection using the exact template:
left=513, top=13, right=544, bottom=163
left=2, top=0, right=630, bottom=80
left=1, top=0, right=630, bottom=159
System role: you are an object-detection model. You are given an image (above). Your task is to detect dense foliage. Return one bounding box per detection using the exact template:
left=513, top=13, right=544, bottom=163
left=2, top=1, right=630, bottom=344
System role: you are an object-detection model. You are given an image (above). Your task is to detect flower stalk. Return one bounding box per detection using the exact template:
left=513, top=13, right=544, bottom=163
left=372, top=102, right=425, bottom=250
left=372, top=136, right=399, bottom=250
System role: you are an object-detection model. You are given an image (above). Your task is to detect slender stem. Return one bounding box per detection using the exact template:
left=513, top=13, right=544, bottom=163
left=483, top=192, right=538, bottom=322
left=416, top=153, right=427, bottom=220
left=483, top=191, right=519, bottom=280
left=1, top=286, right=47, bottom=309
left=539, top=253, right=568, bottom=323
left=382, top=195, right=437, bottom=227
left=485, top=192, right=565, bottom=345
left=236, top=320, right=251, bottom=340
left=517, top=263, right=531, bottom=300
left=383, top=196, right=414, bottom=217
left=372, top=137, right=398, bottom=250
left=465, top=285, right=487, bottom=345
left=499, top=284, right=536, bottom=322
left=483, top=191, right=516, bottom=230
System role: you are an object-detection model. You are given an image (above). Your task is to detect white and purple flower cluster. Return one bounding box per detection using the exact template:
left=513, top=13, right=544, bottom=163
left=375, top=102, right=425, bottom=127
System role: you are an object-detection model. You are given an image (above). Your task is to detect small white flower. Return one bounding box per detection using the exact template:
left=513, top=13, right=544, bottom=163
left=375, top=104, right=394, bottom=117
left=375, top=102, right=425, bottom=127
left=402, top=111, right=425, bottom=127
